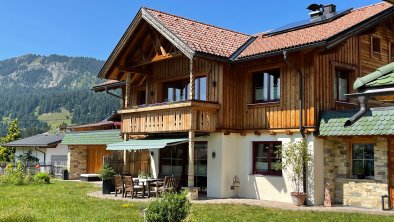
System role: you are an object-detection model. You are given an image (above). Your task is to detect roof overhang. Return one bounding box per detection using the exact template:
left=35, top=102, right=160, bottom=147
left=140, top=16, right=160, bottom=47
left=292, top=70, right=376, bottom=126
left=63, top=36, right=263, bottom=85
left=106, top=137, right=188, bottom=150
left=98, top=8, right=195, bottom=80
left=92, top=81, right=125, bottom=92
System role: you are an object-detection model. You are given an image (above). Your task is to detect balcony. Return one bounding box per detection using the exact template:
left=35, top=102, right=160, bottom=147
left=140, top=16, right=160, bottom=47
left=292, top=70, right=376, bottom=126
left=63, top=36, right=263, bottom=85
left=119, top=100, right=219, bottom=134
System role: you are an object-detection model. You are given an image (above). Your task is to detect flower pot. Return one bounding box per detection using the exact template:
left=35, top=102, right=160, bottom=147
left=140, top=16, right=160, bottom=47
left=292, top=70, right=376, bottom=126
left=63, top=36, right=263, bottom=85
left=102, top=179, right=115, bottom=194
left=290, top=192, right=306, bottom=206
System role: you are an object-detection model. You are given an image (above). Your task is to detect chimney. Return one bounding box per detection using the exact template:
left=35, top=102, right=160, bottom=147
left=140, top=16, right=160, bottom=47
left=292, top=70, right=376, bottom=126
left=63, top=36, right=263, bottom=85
left=307, top=3, right=337, bottom=22
left=323, top=4, right=336, bottom=14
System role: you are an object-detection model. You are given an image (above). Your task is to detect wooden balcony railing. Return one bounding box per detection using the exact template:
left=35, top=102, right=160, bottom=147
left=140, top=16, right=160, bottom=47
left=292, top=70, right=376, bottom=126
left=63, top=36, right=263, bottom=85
left=119, top=101, right=219, bottom=134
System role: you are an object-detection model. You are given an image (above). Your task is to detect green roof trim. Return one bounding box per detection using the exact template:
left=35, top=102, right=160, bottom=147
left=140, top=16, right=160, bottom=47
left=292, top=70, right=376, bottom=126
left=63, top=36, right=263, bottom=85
left=61, top=130, right=123, bottom=145
left=107, top=138, right=188, bottom=151
left=365, top=72, right=394, bottom=88
left=319, top=108, right=394, bottom=136
left=353, top=62, right=394, bottom=90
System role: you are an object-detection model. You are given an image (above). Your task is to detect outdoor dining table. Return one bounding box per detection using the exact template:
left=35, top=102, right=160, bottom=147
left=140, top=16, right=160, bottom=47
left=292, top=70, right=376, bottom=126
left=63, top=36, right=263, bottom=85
left=133, top=178, right=163, bottom=198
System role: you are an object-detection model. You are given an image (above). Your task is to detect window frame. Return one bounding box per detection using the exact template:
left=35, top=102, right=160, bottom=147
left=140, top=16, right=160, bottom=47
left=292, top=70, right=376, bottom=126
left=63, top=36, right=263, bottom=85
left=252, top=68, right=281, bottom=104
left=371, top=36, right=381, bottom=54
left=351, top=143, right=374, bottom=180
left=252, top=141, right=282, bottom=176
left=334, top=68, right=350, bottom=102
left=162, top=75, right=207, bottom=102
left=390, top=42, right=394, bottom=62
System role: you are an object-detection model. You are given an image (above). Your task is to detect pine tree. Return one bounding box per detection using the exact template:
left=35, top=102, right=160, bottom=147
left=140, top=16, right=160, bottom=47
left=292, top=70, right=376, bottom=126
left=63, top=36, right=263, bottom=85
left=0, top=119, right=21, bottom=162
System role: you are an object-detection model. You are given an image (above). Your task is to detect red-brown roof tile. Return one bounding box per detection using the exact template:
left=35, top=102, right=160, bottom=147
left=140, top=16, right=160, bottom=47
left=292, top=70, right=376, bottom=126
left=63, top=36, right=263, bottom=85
left=145, top=8, right=251, bottom=58
left=239, top=2, right=393, bottom=58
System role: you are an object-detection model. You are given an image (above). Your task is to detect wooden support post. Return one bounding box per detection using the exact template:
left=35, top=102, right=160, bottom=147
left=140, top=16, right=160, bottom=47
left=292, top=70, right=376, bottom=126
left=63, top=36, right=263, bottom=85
left=125, top=72, right=131, bottom=107
left=145, top=74, right=149, bottom=104
left=189, top=59, right=195, bottom=100
left=123, top=133, right=129, bottom=174
left=188, top=130, right=195, bottom=187
left=188, top=58, right=195, bottom=187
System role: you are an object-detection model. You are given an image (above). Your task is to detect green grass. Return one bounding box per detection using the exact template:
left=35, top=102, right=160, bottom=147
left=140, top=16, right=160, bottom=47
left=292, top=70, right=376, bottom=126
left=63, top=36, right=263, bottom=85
left=37, top=107, right=72, bottom=130
left=0, top=180, right=393, bottom=222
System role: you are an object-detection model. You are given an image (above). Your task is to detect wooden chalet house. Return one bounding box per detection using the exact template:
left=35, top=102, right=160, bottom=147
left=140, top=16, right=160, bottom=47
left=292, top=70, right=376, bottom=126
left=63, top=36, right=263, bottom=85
left=97, top=2, right=394, bottom=207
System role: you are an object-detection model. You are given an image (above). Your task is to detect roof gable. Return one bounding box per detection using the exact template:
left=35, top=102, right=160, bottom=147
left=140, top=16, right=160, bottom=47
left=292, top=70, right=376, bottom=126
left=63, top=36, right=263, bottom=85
left=144, top=8, right=252, bottom=59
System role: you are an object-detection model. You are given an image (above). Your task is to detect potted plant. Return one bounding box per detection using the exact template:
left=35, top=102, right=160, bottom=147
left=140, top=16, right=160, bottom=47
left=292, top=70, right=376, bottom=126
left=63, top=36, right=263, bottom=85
left=276, top=139, right=311, bottom=206
left=98, top=164, right=116, bottom=194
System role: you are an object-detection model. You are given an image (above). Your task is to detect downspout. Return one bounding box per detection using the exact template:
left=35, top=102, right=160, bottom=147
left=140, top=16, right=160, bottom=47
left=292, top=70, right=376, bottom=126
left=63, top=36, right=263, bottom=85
left=35, top=147, right=46, bottom=165
left=344, top=96, right=368, bottom=127
left=283, top=51, right=307, bottom=195
left=105, top=90, right=122, bottom=99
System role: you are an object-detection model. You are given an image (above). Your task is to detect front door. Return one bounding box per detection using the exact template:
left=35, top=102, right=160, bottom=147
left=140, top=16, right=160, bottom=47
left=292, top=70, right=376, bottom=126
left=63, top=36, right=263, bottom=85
left=389, top=140, right=394, bottom=208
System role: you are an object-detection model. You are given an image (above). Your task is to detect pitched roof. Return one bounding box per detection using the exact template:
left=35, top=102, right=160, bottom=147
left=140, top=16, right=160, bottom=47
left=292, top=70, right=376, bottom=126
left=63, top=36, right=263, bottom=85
left=239, top=2, right=393, bottom=59
left=61, top=130, right=122, bottom=145
left=3, top=133, right=64, bottom=147
left=145, top=8, right=251, bottom=58
left=319, top=108, right=394, bottom=136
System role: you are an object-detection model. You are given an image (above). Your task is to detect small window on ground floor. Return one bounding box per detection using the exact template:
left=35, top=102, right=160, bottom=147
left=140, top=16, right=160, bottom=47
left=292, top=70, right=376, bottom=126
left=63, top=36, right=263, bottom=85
left=253, top=141, right=282, bottom=176
left=352, top=144, right=374, bottom=180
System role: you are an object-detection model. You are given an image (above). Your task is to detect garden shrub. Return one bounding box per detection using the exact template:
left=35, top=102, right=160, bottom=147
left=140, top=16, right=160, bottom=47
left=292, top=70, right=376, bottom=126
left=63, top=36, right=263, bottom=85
left=0, top=161, right=50, bottom=186
left=146, top=191, right=191, bottom=222
left=34, top=172, right=50, bottom=184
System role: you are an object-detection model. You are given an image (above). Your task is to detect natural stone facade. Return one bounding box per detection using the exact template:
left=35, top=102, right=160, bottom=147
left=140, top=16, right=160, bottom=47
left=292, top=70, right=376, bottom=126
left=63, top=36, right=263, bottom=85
left=323, top=137, right=389, bottom=208
left=67, top=145, right=88, bottom=180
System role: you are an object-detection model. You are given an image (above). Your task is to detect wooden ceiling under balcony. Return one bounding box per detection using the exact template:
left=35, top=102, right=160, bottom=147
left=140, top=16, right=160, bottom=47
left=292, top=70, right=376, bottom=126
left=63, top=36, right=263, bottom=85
left=107, top=20, right=183, bottom=81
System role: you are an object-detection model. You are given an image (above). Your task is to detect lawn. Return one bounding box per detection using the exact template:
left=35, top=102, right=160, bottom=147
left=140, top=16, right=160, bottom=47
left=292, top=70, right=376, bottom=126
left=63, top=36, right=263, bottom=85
left=0, top=180, right=392, bottom=222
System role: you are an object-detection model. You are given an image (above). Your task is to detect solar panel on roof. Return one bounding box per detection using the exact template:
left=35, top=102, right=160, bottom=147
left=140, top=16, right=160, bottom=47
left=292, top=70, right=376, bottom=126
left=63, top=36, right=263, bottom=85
left=268, top=8, right=352, bottom=36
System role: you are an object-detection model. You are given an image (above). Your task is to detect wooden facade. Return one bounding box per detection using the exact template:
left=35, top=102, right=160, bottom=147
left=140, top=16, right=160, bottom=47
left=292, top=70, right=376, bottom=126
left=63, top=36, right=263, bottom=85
left=111, top=13, right=394, bottom=135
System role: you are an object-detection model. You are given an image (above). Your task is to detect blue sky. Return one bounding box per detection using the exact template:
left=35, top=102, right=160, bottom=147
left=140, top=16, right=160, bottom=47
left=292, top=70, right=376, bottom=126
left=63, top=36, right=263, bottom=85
left=0, top=0, right=382, bottom=61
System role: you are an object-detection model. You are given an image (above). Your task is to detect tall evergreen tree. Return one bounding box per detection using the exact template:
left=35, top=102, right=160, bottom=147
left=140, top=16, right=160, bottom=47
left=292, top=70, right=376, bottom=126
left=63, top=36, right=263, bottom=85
left=0, top=119, right=21, bottom=162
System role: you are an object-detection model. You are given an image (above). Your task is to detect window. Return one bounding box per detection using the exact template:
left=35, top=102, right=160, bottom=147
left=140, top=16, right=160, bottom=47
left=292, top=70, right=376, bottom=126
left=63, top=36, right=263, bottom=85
left=137, top=90, right=146, bottom=105
left=335, top=69, right=349, bottom=101
left=390, top=42, right=394, bottom=62
left=163, top=76, right=207, bottom=102
left=253, top=141, right=282, bottom=176
left=253, top=69, right=280, bottom=103
left=372, top=37, right=381, bottom=54
left=352, top=144, right=374, bottom=180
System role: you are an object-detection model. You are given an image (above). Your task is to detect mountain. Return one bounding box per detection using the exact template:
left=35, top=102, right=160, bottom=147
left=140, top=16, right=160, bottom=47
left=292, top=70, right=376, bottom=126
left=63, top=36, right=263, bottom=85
left=0, top=54, right=104, bottom=89
left=0, top=54, right=120, bottom=138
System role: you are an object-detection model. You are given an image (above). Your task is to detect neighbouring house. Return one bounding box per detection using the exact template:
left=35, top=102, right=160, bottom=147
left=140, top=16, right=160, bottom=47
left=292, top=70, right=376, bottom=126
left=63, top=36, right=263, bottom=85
left=3, top=133, right=67, bottom=166
left=61, top=113, right=123, bottom=180
left=93, top=1, right=394, bottom=208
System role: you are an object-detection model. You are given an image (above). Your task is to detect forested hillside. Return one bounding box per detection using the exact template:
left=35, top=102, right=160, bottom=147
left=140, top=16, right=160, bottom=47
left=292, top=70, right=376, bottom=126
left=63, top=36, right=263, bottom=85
left=0, top=54, right=120, bottom=137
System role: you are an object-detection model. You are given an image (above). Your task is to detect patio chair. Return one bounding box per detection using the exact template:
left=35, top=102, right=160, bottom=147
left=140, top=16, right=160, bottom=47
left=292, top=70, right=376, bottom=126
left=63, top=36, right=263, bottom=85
left=124, top=176, right=143, bottom=199
left=156, top=176, right=179, bottom=197
left=114, top=175, right=124, bottom=197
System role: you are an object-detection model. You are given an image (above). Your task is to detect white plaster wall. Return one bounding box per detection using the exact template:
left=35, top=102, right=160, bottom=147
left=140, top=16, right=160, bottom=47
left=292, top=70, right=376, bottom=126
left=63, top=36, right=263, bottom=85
left=46, top=144, right=68, bottom=163
left=15, top=144, right=68, bottom=165
left=150, top=149, right=160, bottom=178
left=308, top=136, right=324, bottom=205
left=197, top=132, right=324, bottom=205
left=15, top=147, right=46, bottom=164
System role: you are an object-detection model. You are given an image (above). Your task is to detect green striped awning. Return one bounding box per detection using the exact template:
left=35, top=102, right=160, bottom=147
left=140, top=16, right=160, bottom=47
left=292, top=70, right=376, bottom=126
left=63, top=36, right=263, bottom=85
left=61, top=130, right=123, bottom=145
left=106, top=138, right=188, bottom=151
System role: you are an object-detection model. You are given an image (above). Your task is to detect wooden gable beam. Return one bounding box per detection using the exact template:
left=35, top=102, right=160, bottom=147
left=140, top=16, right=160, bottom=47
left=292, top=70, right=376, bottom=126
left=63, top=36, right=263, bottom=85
left=133, top=51, right=183, bottom=67
left=136, top=75, right=147, bottom=87
left=117, top=66, right=150, bottom=75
